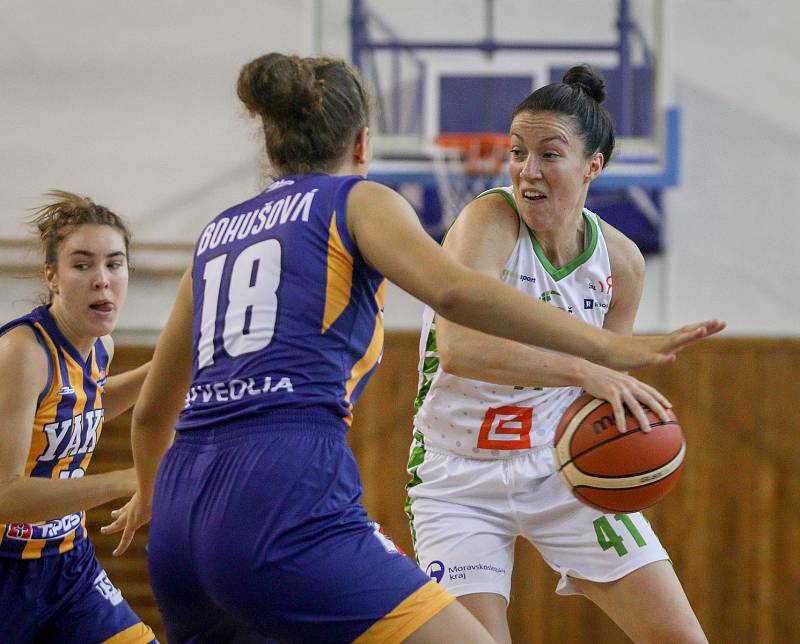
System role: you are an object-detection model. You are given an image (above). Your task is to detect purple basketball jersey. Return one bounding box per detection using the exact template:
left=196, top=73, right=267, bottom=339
left=177, top=174, right=385, bottom=431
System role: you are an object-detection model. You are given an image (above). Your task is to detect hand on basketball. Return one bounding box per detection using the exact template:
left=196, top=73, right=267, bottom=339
left=605, top=319, right=726, bottom=370
left=99, top=492, right=152, bottom=557
left=577, top=361, right=671, bottom=434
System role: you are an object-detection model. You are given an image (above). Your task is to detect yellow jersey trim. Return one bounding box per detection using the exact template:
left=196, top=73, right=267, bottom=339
left=353, top=580, right=454, bottom=643
left=343, top=280, right=386, bottom=422
left=322, top=211, right=354, bottom=333
left=101, top=621, right=156, bottom=643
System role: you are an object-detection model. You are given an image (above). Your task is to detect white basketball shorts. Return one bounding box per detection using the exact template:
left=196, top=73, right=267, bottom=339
left=406, top=444, right=669, bottom=601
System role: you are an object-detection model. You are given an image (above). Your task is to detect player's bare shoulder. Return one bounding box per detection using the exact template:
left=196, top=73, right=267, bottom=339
left=448, top=191, right=519, bottom=242
left=444, top=191, right=520, bottom=272
left=601, top=219, right=645, bottom=283
left=0, top=324, right=48, bottom=367
left=0, top=324, right=49, bottom=398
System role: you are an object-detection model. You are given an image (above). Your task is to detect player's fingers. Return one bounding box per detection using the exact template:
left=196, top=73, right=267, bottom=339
left=667, top=325, right=707, bottom=351
left=640, top=381, right=671, bottom=409
left=113, top=524, right=136, bottom=557
left=632, top=385, right=669, bottom=424
left=622, top=391, right=651, bottom=433
left=632, top=381, right=671, bottom=424
left=99, top=517, right=124, bottom=535
left=609, top=395, right=627, bottom=434
left=701, top=319, right=726, bottom=336
left=667, top=317, right=728, bottom=351
left=679, top=319, right=726, bottom=335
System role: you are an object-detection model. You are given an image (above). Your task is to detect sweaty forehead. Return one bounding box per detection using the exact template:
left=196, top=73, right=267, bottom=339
left=510, top=111, right=578, bottom=144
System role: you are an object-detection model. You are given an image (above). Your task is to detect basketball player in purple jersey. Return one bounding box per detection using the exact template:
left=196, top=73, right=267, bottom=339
left=103, top=53, right=722, bottom=643
left=0, top=192, right=157, bottom=642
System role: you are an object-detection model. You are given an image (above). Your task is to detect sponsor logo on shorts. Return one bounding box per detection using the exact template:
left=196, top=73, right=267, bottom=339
left=427, top=559, right=506, bottom=582
left=94, top=570, right=123, bottom=606
left=6, top=513, right=82, bottom=541
left=426, top=560, right=445, bottom=583
left=446, top=562, right=506, bottom=581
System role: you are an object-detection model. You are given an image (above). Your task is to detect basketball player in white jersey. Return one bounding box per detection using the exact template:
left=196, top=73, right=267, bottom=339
left=407, top=65, right=708, bottom=643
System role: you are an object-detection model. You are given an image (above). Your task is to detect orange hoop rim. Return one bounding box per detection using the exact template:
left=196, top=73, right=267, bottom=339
left=433, top=132, right=509, bottom=175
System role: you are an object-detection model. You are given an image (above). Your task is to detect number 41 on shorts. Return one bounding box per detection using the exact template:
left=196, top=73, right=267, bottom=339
left=593, top=514, right=648, bottom=557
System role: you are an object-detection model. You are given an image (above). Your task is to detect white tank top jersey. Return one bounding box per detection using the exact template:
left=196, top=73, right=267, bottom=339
left=413, top=187, right=614, bottom=460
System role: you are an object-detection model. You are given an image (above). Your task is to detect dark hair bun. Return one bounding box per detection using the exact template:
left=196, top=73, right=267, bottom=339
left=562, top=64, right=607, bottom=104
left=237, top=53, right=323, bottom=121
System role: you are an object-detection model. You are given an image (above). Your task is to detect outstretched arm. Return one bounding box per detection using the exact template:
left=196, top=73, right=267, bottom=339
left=347, top=181, right=724, bottom=372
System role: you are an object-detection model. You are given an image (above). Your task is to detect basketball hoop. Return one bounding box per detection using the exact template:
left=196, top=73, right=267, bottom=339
left=430, top=133, right=510, bottom=233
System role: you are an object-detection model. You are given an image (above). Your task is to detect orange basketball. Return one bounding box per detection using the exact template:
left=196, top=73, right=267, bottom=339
left=553, top=394, right=685, bottom=513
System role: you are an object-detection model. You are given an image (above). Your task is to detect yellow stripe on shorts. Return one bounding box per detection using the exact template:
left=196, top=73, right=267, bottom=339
left=101, top=622, right=156, bottom=643
left=354, top=580, right=455, bottom=643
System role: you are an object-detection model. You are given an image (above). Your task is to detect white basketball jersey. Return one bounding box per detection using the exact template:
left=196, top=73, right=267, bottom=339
left=413, top=187, right=613, bottom=459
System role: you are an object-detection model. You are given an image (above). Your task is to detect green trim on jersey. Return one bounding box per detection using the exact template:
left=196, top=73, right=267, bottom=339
left=528, top=212, right=598, bottom=281
left=477, top=186, right=518, bottom=213
left=477, top=187, right=601, bottom=282
left=405, top=430, right=427, bottom=552
left=413, top=326, right=439, bottom=412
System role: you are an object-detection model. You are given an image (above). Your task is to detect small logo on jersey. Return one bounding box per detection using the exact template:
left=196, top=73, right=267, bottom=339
left=6, top=513, right=82, bottom=541
left=584, top=299, right=609, bottom=311
left=427, top=560, right=445, bottom=583
left=265, top=178, right=295, bottom=192
left=539, top=290, right=561, bottom=302
left=592, top=275, right=613, bottom=293
left=501, top=269, right=536, bottom=284
left=478, top=406, right=533, bottom=450
left=58, top=386, right=75, bottom=396
left=538, top=290, right=574, bottom=315
left=94, top=571, right=124, bottom=606
left=7, top=523, right=33, bottom=539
